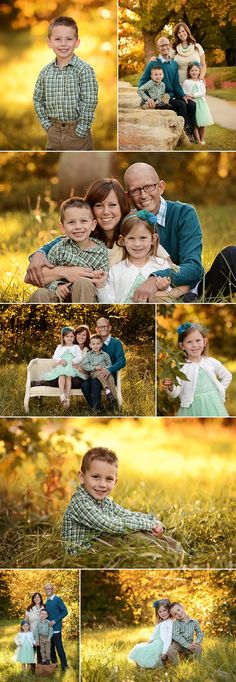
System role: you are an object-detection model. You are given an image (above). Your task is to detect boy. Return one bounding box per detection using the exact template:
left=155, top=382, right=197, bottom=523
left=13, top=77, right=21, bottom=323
left=137, top=67, right=172, bottom=110
left=34, top=609, right=53, bottom=665
left=80, top=334, right=118, bottom=407
left=60, top=446, right=178, bottom=555
left=167, top=602, right=204, bottom=665
left=33, top=16, right=98, bottom=150
left=29, top=198, right=109, bottom=303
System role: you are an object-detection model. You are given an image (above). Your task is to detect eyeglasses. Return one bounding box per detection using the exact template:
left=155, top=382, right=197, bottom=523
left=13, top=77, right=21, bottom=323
left=129, top=183, right=158, bottom=198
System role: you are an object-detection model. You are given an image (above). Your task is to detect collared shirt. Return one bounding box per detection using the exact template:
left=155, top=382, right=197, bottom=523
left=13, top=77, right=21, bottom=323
left=80, top=349, right=111, bottom=372
left=158, top=54, right=172, bottom=63
left=138, top=79, right=165, bottom=103
left=103, top=335, right=111, bottom=346
left=34, top=620, right=53, bottom=640
left=45, top=237, right=109, bottom=292
left=33, top=53, right=98, bottom=136
left=61, top=485, right=162, bottom=554
left=172, top=617, right=204, bottom=649
left=155, top=196, right=168, bottom=227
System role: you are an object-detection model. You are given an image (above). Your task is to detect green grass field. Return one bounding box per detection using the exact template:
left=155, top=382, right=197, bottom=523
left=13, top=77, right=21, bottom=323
left=81, top=627, right=236, bottom=682
left=0, top=347, right=155, bottom=417
left=1, top=421, right=235, bottom=568
left=0, top=620, right=78, bottom=682
left=0, top=206, right=235, bottom=303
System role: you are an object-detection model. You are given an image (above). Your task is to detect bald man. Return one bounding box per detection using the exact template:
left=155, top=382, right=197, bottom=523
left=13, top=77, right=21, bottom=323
left=44, top=583, right=68, bottom=671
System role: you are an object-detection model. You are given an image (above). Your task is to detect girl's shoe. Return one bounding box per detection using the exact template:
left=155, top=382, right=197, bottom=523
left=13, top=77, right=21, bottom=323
left=200, top=140, right=206, bottom=145
left=60, top=393, right=66, bottom=403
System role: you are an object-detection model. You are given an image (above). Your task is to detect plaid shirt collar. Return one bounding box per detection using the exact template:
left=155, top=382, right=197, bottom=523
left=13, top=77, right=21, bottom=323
left=52, top=53, right=78, bottom=69
left=155, top=196, right=167, bottom=227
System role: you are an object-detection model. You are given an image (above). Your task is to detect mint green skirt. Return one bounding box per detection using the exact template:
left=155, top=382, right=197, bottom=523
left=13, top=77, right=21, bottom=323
left=178, top=368, right=229, bottom=417
left=128, top=628, right=163, bottom=668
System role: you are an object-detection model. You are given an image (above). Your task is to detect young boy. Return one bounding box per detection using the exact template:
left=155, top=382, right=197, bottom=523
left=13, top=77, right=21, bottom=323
left=33, top=16, right=98, bottom=150
left=167, top=602, right=204, bottom=665
left=61, top=446, right=175, bottom=555
left=138, top=67, right=172, bottom=110
left=28, top=198, right=109, bottom=303
left=80, top=334, right=118, bottom=407
left=34, top=609, right=53, bottom=665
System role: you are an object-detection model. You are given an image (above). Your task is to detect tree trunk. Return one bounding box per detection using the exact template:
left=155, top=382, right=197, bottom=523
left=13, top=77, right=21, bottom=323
left=142, top=29, right=157, bottom=64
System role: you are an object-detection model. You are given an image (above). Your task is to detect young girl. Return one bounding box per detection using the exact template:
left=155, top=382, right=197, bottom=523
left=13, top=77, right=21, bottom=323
left=183, top=62, right=213, bottom=144
left=96, top=210, right=190, bottom=303
left=42, top=326, right=86, bottom=408
left=128, top=599, right=173, bottom=668
left=163, top=322, right=232, bottom=416
left=14, top=620, right=35, bottom=672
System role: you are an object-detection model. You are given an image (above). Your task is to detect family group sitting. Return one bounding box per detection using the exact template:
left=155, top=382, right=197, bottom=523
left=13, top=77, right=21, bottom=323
left=14, top=583, right=68, bottom=673
left=25, top=164, right=236, bottom=304
left=128, top=598, right=203, bottom=669
left=138, top=22, right=213, bottom=146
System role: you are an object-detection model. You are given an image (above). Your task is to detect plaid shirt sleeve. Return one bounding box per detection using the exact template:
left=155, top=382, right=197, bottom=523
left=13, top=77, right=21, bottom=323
left=194, top=620, right=204, bottom=643
left=76, top=64, right=98, bottom=137
left=33, top=71, right=52, bottom=131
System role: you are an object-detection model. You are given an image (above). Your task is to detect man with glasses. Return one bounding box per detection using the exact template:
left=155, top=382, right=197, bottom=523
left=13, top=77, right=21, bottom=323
left=139, top=37, right=196, bottom=138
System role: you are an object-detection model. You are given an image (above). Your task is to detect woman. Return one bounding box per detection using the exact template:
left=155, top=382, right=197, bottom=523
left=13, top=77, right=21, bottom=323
left=25, top=591, right=45, bottom=667
left=74, top=324, right=91, bottom=353
left=128, top=599, right=173, bottom=669
left=172, top=22, right=206, bottom=84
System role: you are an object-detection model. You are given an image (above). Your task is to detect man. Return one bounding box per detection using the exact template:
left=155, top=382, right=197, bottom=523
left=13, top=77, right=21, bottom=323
left=139, top=36, right=196, bottom=137
left=82, top=316, right=126, bottom=409
left=167, top=602, right=203, bottom=665
left=44, top=583, right=68, bottom=672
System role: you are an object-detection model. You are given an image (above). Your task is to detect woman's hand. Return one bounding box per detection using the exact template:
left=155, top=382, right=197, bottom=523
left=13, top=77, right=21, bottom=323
left=162, top=378, right=173, bottom=391
left=24, top=252, right=54, bottom=287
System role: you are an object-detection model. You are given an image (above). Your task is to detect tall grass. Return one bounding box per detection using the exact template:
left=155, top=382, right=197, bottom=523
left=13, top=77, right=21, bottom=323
left=81, top=627, right=236, bottom=682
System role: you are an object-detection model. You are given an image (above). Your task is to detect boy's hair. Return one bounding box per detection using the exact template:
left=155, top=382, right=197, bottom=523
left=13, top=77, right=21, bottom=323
left=81, top=447, right=118, bottom=473
left=119, top=216, right=159, bottom=259
left=40, top=609, right=48, bottom=616
left=178, top=322, right=208, bottom=356
left=151, top=67, right=163, bottom=75
left=90, top=334, right=103, bottom=343
left=169, top=602, right=182, bottom=613
left=48, top=16, right=78, bottom=39
left=60, top=197, right=93, bottom=224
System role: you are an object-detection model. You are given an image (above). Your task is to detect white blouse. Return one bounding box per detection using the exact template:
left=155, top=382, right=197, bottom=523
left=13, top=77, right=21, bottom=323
left=166, top=357, right=232, bottom=407
left=97, top=252, right=175, bottom=304
left=15, top=631, right=35, bottom=646
left=149, top=618, right=173, bottom=654
left=52, top=344, right=83, bottom=362
left=183, top=79, right=206, bottom=98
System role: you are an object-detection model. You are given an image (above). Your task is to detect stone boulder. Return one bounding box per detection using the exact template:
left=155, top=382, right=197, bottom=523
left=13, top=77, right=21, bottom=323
left=119, top=81, right=190, bottom=150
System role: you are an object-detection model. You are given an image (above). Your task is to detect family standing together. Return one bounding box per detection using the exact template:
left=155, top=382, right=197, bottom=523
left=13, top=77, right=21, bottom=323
left=14, top=584, right=68, bottom=673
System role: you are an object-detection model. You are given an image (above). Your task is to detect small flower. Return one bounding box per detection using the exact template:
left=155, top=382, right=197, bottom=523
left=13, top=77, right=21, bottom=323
left=177, top=322, right=193, bottom=334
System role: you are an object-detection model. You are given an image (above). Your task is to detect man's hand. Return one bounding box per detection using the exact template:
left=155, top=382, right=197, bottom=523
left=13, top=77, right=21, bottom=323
left=183, top=95, right=194, bottom=102
left=56, top=283, right=71, bottom=301
left=132, top=277, right=158, bottom=302
left=155, top=276, right=171, bottom=291
left=162, top=378, right=173, bottom=391
left=49, top=620, right=55, bottom=627
left=24, top=252, right=54, bottom=287
left=152, top=523, right=164, bottom=537
left=147, top=98, right=156, bottom=109
left=60, top=266, right=94, bottom=282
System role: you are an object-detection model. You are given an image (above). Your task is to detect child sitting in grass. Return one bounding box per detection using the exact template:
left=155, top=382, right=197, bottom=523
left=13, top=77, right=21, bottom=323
left=167, top=602, right=204, bottom=664
left=61, top=446, right=181, bottom=555
left=28, top=197, right=109, bottom=303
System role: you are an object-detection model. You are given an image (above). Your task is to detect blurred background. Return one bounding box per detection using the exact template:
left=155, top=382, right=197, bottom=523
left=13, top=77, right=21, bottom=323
left=0, top=150, right=235, bottom=302
left=0, top=0, right=117, bottom=150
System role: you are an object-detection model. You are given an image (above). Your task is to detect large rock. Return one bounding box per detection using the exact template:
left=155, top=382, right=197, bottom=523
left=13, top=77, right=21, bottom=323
left=119, top=81, right=189, bottom=150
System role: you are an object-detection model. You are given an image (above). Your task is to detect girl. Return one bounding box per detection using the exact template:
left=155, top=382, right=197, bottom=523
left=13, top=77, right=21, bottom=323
left=183, top=62, right=213, bottom=144
left=163, top=322, right=232, bottom=416
left=14, top=620, right=35, bottom=673
left=42, top=326, right=85, bottom=408
left=96, top=210, right=190, bottom=303
left=128, top=599, right=173, bottom=668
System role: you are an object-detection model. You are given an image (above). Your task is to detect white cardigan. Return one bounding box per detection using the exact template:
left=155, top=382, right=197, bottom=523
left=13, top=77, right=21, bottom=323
left=97, top=252, right=174, bottom=304
left=149, top=618, right=173, bottom=654
left=167, top=357, right=232, bottom=408
left=52, top=344, right=83, bottom=362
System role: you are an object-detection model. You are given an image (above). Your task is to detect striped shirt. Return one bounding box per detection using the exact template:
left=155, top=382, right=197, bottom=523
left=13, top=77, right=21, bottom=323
left=138, top=79, right=165, bottom=103
left=80, top=349, right=111, bottom=372
left=172, top=617, right=204, bottom=649
left=61, top=485, right=162, bottom=554
left=33, top=53, right=98, bottom=136
left=45, top=237, right=109, bottom=292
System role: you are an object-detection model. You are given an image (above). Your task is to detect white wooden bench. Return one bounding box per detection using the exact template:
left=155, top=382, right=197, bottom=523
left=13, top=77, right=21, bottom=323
left=24, top=358, right=122, bottom=413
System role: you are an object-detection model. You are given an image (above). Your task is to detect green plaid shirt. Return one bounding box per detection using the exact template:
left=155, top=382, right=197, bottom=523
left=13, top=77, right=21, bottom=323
left=80, top=350, right=111, bottom=372
left=172, top=617, right=204, bottom=649
left=33, top=53, right=98, bottom=136
left=61, top=485, right=161, bottom=554
left=138, top=79, right=165, bottom=103
left=45, top=237, right=109, bottom=292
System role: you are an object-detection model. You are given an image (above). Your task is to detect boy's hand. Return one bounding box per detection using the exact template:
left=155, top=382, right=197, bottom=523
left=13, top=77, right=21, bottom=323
left=25, top=252, right=54, bottom=287
left=97, top=368, right=110, bottom=379
left=93, top=272, right=108, bottom=287
left=189, top=643, right=196, bottom=651
left=155, top=276, right=171, bottom=291
left=56, top=283, right=71, bottom=300
left=162, top=378, right=173, bottom=391
left=152, top=523, right=164, bottom=536
left=161, top=654, right=167, bottom=661
left=147, top=98, right=156, bottom=109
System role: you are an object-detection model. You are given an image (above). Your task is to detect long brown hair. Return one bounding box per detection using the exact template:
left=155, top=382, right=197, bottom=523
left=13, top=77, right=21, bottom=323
left=85, top=178, right=130, bottom=247
left=172, top=22, right=197, bottom=51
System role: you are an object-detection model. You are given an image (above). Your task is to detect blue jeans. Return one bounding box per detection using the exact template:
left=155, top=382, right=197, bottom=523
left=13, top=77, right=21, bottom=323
left=50, top=632, right=68, bottom=669
left=80, top=377, right=102, bottom=410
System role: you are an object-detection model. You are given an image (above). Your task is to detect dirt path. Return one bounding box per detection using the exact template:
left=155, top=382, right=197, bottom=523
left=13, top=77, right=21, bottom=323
left=206, top=95, right=236, bottom=129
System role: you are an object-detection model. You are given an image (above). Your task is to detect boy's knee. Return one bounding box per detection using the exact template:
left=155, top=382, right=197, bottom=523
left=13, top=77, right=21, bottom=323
left=71, top=278, right=97, bottom=302
left=167, top=643, right=179, bottom=665
left=29, top=288, right=58, bottom=303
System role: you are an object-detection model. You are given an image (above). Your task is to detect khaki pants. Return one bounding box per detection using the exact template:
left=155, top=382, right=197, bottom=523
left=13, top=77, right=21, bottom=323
left=29, top=279, right=97, bottom=303
left=46, top=120, right=93, bottom=151
left=39, top=636, right=51, bottom=662
left=91, top=370, right=117, bottom=400
left=167, top=641, right=202, bottom=665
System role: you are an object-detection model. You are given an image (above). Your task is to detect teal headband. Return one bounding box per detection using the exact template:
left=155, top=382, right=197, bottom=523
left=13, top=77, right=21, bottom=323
left=121, top=210, right=158, bottom=233
left=61, top=326, right=74, bottom=335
